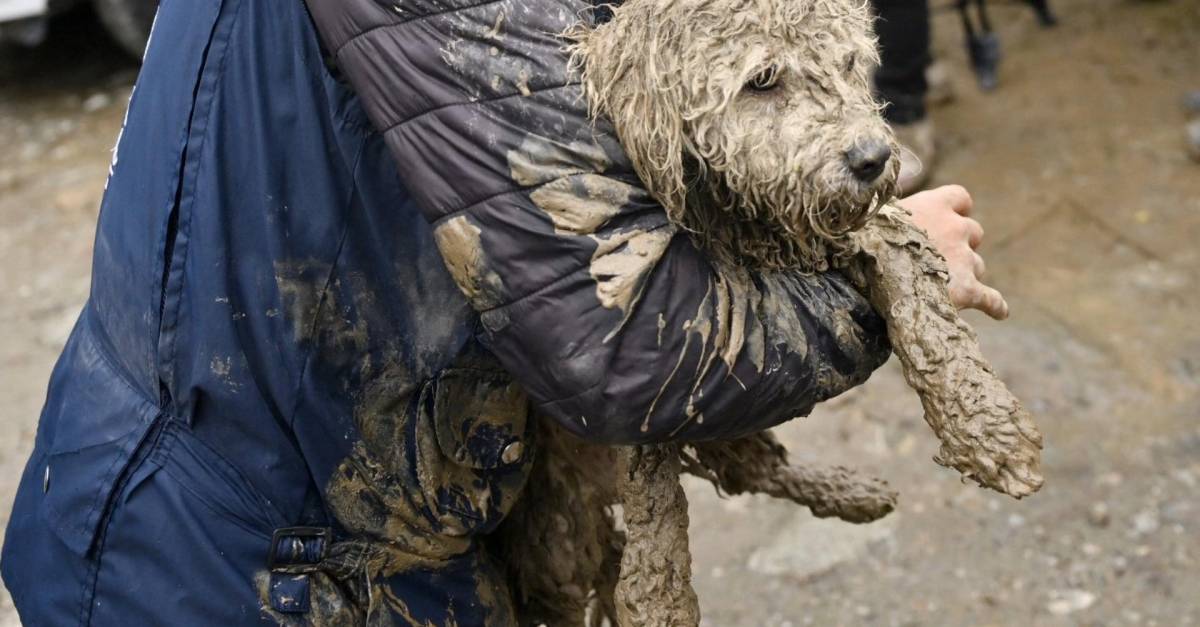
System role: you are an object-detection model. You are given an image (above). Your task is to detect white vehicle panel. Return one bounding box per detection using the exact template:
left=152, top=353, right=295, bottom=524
left=0, top=0, right=48, bottom=23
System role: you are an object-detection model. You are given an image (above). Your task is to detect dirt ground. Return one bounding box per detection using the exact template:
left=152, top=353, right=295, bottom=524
left=0, top=0, right=1197, bottom=625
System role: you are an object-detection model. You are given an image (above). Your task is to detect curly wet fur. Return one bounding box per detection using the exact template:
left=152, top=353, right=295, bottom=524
left=496, top=2, right=909, bottom=624
left=569, top=0, right=899, bottom=270
left=498, top=3, right=1040, bottom=626
left=499, top=5, right=908, bottom=625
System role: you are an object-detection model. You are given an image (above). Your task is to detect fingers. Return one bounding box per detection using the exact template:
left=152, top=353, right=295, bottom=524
left=908, top=183, right=1006, bottom=320
left=938, top=184, right=974, bottom=216
left=968, top=282, right=1010, bottom=321
left=964, top=217, right=984, bottom=249
left=971, top=250, right=987, bottom=279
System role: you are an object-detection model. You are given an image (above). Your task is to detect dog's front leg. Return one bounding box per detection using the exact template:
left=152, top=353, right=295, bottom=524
left=844, top=205, right=1044, bottom=498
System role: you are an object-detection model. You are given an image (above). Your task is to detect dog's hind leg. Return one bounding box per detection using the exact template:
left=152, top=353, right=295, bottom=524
left=614, top=444, right=700, bottom=627
left=683, top=431, right=898, bottom=524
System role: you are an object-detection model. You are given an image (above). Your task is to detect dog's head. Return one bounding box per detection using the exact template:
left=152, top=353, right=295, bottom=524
left=572, top=0, right=899, bottom=269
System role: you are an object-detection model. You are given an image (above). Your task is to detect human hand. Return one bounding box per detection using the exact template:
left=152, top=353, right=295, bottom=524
left=897, top=185, right=1009, bottom=320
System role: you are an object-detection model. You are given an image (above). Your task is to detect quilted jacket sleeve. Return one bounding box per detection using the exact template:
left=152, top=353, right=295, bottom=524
left=304, top=0, right=891, bottom=444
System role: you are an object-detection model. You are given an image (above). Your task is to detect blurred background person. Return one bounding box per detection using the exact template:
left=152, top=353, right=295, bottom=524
left=871, top=0, right=937, bottom=194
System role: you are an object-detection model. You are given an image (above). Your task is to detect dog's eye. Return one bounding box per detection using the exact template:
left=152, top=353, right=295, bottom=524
left=745, top=66, right=781, bottom=92
left=844, top=54, right=857, bottom=74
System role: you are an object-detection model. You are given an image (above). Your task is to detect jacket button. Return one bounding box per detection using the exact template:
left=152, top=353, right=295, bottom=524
left=43, top=464, right=50, bottom=493
left=501, top=441, right=524, bottom=465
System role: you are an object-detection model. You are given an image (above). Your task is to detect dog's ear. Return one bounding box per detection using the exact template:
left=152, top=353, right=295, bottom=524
left=568, top=5, right=693, bottom=224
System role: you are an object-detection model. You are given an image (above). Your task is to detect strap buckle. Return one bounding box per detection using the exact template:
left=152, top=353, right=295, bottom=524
left=268, top=526, right=331, bottom=574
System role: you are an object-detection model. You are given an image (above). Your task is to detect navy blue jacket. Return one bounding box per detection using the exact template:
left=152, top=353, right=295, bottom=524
left=2, top=0, right=888, bottom=624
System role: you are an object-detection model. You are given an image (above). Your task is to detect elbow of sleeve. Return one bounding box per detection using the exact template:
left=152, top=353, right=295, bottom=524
left=535, top=380, right=760, bottom=446
left=535, top=387, right=660, bottom=446
left=529, top=339, right=697, bottom=443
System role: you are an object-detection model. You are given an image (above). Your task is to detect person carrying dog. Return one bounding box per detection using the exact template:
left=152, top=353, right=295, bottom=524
left=1, top=0, right=1007, bottom=624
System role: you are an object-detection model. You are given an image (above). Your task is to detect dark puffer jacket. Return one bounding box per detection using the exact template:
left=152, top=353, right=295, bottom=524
left=304, top=0, right=890, bottom=444
left=1, top=0, right=888, bottom=624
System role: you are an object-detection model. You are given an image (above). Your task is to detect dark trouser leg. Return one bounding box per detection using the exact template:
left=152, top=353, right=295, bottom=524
left=872, top=0, right=931, bottom=125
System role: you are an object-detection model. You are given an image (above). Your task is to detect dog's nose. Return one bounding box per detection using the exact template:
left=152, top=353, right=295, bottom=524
left=845, top=141, right=892, bottom=183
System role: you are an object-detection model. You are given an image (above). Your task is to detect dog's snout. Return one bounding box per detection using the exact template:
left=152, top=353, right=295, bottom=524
left=844, top=141, right=892, bottom=183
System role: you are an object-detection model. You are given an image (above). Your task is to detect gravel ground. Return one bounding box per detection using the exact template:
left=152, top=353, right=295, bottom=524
left=1, top=1, right=1198, bottom=625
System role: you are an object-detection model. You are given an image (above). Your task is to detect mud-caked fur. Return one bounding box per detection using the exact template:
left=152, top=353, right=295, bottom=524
left=499, top=4, right=1042, bottom=625
left=501, top=2, right=920, bottom=625
left=570, top=0, right=900, bottom=270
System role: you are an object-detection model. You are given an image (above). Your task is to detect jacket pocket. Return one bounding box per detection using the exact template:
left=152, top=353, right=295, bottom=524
left=40, top=320, right=163, bottom=556
left=414, top=367, right=534, bottom=536
left=152, top=421, right=287, bottom=540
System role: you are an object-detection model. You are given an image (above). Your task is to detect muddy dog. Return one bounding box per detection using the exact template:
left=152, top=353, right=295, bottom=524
left=496, top=1, right=1045, bottom=624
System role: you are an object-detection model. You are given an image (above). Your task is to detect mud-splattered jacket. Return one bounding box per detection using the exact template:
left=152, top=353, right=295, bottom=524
left=2, top=0, right=889, bottom=624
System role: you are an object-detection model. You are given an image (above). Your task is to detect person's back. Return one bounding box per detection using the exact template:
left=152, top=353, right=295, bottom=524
left=1, top=1, right=522, bottom=622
